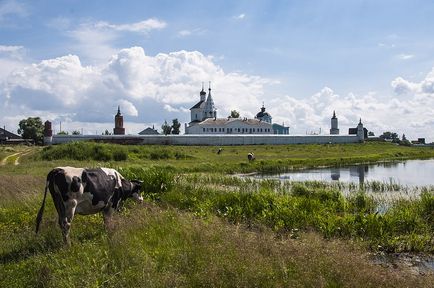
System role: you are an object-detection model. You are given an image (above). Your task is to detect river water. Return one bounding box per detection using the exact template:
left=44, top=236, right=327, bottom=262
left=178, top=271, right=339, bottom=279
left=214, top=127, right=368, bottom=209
left=255, top=159, right=434, bottom=187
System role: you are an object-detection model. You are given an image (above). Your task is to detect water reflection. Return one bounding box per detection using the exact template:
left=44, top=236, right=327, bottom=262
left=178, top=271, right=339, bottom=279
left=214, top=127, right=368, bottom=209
left=259, top=159, right=434, bottom=187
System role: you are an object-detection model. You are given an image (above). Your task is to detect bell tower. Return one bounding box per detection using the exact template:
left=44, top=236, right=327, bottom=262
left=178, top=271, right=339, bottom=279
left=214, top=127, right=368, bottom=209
left=330, top=111, right=339, bottom=135
left=113, top=106, right=125, bottom=135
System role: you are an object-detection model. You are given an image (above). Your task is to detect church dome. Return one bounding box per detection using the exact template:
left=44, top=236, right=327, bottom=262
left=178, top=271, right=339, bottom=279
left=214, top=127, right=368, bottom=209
left=256, top=106, right=271, bottom=118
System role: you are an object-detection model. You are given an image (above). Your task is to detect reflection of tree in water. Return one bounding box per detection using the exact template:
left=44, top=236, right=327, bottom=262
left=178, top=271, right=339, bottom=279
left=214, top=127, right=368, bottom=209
left=380, top=162, right=399, bottom=168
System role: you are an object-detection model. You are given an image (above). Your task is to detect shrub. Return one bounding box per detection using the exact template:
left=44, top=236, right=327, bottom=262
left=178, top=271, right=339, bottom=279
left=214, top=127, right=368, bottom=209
left=119, top=166, right=174, bottom=199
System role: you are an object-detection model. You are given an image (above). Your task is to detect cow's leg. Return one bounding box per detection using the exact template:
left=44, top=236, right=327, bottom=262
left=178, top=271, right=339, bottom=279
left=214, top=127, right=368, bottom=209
left=49, top=191, right=69, bottom=244
left=103, top=207, right=114, bottom=231
left=62, top=199, right=77, bottom=246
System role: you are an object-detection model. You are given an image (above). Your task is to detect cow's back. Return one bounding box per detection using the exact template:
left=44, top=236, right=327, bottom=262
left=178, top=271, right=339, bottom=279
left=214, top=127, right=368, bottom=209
left=81, top=168, right=117, bottom=206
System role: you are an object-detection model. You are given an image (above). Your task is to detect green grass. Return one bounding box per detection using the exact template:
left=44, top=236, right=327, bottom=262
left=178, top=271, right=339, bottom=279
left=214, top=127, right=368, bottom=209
left=1, top=142, right=434, bottom=287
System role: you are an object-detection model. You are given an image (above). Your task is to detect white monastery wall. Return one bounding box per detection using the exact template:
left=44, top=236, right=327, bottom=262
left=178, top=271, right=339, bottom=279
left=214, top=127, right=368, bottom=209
left=50, top=134, right=361, bottom=145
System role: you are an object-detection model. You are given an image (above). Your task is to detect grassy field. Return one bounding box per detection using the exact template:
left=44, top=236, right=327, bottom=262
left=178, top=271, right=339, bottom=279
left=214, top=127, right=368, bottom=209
left=0, top=142, right=433, bottom=287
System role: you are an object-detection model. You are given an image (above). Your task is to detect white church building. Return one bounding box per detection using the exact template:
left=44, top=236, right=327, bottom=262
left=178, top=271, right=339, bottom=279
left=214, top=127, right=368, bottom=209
left=185, top=83, right=274, bottom=135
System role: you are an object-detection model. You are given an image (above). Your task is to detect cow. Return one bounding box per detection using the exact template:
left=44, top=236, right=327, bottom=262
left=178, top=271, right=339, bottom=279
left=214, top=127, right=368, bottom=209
left=247, top=152, right=255, bottom=162
left=36, top=167, right=143, bottom=245
left=217, top=147, right=223, bottom=155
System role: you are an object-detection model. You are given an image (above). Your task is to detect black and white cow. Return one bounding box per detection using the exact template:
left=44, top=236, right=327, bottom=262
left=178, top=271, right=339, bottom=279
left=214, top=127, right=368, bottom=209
left=36, top=167, right=143, bottom=245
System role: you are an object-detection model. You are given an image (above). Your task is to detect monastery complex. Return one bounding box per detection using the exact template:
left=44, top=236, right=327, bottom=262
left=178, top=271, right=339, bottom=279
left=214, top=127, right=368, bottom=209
left=43, top=83, right=366, bottom=145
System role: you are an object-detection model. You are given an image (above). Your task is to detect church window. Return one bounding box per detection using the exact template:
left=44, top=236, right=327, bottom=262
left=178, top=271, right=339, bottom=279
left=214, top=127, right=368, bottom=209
left=203, top=128, right=205, bottom=132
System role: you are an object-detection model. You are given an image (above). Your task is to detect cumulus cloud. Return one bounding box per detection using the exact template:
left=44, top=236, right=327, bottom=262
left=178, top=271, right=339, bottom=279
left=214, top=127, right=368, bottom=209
left=1, top=47, right=272, bottom=133
left=391, top=68, right=434, bottom=95
left=0, top=45, right=26, bottom=80
left=2, top=46, right=434, bottom=140
left=64, top=18, right=166, bottom=63
left=266, top=69, right=434, bottom=140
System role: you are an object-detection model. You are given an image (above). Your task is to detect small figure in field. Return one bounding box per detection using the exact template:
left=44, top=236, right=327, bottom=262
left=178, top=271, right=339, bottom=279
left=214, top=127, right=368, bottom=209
left=247, top=152, right=255, bottom=162
left=217, top=147, right=223, bottom=154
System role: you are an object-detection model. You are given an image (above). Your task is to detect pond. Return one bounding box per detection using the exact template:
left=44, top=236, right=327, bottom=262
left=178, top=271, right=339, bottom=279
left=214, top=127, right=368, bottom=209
left=254, top=159, right=434, bottom=187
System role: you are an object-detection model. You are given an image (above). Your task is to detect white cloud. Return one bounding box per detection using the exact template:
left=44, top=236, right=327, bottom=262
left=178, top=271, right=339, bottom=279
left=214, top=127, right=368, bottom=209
left=2, top=46, right=434, bottom=141
left=234, top=13, right=246, bottom=20
left=177, top=28, right=206, bottom=38
left=397, top=53, right=414, bottom=60
left=0, top=45, right=26, bottom=81
left=178, top=30, right=192, bottom=37
left=94, top=18, right=167, bottom=33
left=1, top=47, right=272, bottom=133
left=0, top=0, right=28, bottom=22
left=119, top=99, right=138, bottom=116
left=0, top=45, right=25, bottom=60
left=64, top=18, right=166, bottom=63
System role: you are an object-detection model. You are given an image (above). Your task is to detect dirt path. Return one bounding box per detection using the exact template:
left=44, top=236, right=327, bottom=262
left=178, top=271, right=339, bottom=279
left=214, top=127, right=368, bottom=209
left=0, top=152, right=21, bottom=166
left=1, top=150, right=32, bottom=166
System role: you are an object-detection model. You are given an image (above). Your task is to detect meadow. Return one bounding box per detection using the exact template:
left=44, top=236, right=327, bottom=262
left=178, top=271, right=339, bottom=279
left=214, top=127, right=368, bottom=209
left=1, top=142, right=434, bottom=287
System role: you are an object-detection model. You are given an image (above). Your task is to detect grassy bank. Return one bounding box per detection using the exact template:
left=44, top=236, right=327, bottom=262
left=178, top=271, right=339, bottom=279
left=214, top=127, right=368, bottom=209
left=31, top=141, right=434, bottom=175
left=1, top=142, right=433, bottom=286
left=1, top=174, right=432, bottom=287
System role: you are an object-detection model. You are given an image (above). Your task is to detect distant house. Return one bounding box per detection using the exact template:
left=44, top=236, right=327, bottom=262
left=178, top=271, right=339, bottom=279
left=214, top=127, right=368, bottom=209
left=272, top=123, right=289, bottom=134
left=138, top=126, right=159, bottom=135
left=411, top=138, right=426, bottom=145
left=0, top=127, right=22, bottom=141
left=0, top=127, right=32, bottom=144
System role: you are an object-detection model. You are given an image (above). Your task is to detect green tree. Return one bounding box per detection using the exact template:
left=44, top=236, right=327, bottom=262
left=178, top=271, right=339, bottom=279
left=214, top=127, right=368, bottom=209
left=171, top=118, right=181, bottom=134
left=379, top=131, right=399, bottom=142
left=57, top=131, right=68, bottom=135
left=368, top=131, right=375, bottom=136
left=72, top=130, right=81, bottom=135
left=230, top=110, right=240, bottom=118
left=162, top=120, right=172, bottom=135
left=102, top=130, right=112, bottom=135
left=17, top=117, right=44, bottom=145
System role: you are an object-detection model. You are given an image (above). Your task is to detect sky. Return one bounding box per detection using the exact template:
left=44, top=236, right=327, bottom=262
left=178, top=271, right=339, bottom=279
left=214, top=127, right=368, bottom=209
left=1, top=0, right=434, bottom=141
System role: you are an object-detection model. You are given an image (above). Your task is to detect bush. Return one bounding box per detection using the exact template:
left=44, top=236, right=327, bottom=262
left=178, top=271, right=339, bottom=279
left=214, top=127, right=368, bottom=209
left=119, top=166, right=174, bottom=199
left=40, top=142, right=130, bottom=162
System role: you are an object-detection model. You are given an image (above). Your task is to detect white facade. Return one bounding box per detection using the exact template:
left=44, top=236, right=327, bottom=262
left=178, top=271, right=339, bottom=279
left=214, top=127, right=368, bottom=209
left=186, top=84, right=273, bottom=135
left=186, top=118, right=273, bottom=135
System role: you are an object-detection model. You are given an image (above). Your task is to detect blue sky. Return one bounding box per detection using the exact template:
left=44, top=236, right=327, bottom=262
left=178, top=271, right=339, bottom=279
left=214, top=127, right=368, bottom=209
left=1, top=0, right=434, bottom=140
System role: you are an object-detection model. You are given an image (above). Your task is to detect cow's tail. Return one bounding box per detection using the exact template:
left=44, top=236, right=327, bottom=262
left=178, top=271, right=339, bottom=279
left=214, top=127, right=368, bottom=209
left=35, top=179, right=50, bottom=234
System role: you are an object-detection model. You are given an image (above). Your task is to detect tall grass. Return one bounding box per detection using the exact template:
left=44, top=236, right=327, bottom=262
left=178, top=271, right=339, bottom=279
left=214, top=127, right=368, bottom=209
left=157, top=174, right=434, bottom=253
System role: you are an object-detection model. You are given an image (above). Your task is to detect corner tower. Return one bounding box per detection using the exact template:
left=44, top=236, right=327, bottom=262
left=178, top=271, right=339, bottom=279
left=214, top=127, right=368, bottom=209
left=113, top=106, right=125, bottom=135
left=330, top=111, right=339, bottom=135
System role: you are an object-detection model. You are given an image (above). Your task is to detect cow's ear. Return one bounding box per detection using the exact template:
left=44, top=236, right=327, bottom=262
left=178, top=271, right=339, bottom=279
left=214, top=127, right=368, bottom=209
left=134, top=180, right=143, bottom=185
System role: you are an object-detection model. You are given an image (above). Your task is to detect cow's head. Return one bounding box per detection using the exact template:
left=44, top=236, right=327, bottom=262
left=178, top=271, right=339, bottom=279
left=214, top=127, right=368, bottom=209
left=131, top=180, right=143, bottom=203
left=121, top=179, right=144, bottom=203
